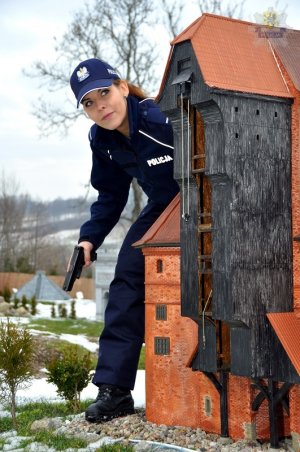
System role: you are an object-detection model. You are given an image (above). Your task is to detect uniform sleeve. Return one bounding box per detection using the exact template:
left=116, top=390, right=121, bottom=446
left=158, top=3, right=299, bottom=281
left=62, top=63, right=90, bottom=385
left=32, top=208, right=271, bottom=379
left=79, top=150, right=133, bottom=249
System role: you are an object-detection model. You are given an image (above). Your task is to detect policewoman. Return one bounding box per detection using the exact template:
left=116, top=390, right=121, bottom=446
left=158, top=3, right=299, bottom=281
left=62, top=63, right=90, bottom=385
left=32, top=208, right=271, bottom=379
left=70, top=58, right=179, bottom=422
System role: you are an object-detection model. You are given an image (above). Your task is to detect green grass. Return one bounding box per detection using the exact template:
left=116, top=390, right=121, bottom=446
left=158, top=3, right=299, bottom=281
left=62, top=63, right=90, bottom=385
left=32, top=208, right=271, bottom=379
left=139, top=345, right=145, bottom=369
left=27, top=317, right=145, bottom=369
left=27, top=318, right=103, bottom=337
left=32, top=431, right=88, bottom=450
left=41, top=337, right=145, bottom=370
left=100, top=445, right=135, bottom=452
left=0, top=415, right=12, bottom=432
left=13, top=400, right=87, bottom=435
left=0, top=400, right=135, bottom=451
left=0, top=316, right=145, bottom=450
left=0, top=400, right=92, bottom=449
left=40, top=336, right=97, bottom=364
left=38, top=301, right=57, bottom=306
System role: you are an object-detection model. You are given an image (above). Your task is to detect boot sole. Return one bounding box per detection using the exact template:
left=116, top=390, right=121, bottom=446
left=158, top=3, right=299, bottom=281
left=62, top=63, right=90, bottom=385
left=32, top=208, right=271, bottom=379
left=85, top=407, right=135, bottom=423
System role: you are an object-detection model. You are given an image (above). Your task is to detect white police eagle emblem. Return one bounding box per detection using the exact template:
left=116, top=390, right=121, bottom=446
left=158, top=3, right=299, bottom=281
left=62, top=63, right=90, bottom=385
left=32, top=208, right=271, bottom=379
left=77, top=67, right=90, bottom=82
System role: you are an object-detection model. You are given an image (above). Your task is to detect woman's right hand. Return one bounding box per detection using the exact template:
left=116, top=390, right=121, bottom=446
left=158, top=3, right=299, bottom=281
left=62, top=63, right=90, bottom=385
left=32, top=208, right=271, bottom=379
left=78, top=241, right=95, bottom=267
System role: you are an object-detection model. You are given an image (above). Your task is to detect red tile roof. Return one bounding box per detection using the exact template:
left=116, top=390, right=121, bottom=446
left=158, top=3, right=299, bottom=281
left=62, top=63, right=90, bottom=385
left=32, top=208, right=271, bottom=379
left=267, top=312, right=300, bottom=375
left=163, top=13, right=296, bottom=98
left=133, top=194, right=180, bottom=248
left=270, top=29, right=300, bottom=91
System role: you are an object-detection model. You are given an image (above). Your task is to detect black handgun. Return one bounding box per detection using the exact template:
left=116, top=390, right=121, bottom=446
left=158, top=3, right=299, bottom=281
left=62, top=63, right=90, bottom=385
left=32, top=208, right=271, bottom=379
left=62, top=245, right=97, bottom=292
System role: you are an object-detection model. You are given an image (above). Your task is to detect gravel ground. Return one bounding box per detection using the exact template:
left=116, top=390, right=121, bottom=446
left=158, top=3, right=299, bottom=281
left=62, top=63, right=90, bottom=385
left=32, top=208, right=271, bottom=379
left=1, top=408, right=288, bottom=451
left=56, top=409, right=293, bottom=451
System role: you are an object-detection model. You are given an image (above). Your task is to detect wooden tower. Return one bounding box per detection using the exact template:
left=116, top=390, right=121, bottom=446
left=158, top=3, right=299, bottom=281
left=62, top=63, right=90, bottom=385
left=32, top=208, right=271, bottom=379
left=153, top=14, right=300, bottom=449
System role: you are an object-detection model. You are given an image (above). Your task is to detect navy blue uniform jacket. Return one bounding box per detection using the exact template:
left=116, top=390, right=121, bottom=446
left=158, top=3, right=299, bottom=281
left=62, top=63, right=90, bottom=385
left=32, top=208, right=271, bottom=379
left=79, top=95, right=179, bottom=249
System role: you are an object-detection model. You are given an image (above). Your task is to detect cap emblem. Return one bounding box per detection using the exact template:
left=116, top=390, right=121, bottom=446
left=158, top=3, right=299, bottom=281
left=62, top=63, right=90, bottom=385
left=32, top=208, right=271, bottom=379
left=77, top=67, right=90, bottom=82
left=107, top=68, right=119, bottom=76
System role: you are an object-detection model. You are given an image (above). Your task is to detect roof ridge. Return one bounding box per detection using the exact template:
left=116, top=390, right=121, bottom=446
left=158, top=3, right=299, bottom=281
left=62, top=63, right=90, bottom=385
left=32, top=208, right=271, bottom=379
left=171, top=14, right=206, bottom=44
left=133, top=194, right=180, bottom=248
left=172, top=13, right=294, bottom=45
left=201, top=12, right=259, bottom=27
left=210, top=12, right=297, bottom=31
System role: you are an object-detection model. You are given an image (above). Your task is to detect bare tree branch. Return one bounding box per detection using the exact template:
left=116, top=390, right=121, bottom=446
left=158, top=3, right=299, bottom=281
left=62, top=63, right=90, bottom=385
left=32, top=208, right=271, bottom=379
left=160, top=0, right=186, bottom=38
left=195, top=0, right=245, bottom=18
left=30, top=98, right=82, bottom=137
left=24, top=0, right=246, bottom=221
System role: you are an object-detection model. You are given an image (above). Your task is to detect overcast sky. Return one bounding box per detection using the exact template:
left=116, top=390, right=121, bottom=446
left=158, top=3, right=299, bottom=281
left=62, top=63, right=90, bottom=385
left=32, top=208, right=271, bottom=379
left=0, top=0, right=299, bottom=201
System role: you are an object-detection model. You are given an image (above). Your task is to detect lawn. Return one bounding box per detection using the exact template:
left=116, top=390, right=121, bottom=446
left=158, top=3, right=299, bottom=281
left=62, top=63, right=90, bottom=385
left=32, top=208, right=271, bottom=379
left=27, top=317, right=145, bottom=370
left=0, top=401, right=135, bottom=451
left=27, top=317, right=103, bottom=337
left=0, top=308, right=144, bottom=450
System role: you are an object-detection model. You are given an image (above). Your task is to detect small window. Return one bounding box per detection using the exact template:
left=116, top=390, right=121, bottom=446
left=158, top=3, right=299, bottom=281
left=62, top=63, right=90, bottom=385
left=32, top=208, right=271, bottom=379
left=204, top=396, right=212, bottom=416
left=274, top=111, right=278, bottom=118
left=178, top=58, right=191, bottom=72
left=234, top=106, right=238, bottom=112
left=154, top=337, right=170, bottom=355
left=256, top=134, right=260, bottom=141
left=156, top=304, right=167, bottom=320
left=256, top=109, right=260, bottom=115
left=157, top=259, right=163, bottom=273
left=235, top=132, right=239, bottom=139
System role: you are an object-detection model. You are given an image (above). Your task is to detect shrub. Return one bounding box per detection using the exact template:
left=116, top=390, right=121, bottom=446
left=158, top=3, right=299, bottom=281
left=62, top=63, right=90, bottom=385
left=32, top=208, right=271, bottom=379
left=1, top=286, right=11, bottom=303
left=0, top=320, right=35, bottom=427
left=30, top=296, right=37, bottom=316
left=46, top=344, right=94, bottom=412
left=58, top=303, right=67, bottom=318
left=51, top=304, right=56, bottom=318
left=69, top=300, right=76, bottom=320
left=21, top=295, right=28, bottom=310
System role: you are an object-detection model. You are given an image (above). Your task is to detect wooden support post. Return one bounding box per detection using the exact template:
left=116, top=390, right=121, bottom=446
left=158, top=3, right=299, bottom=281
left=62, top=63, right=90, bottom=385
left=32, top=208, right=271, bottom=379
left=220, top=371, right=229, bottom=437
left=252, top=379, right=293, bottom=449
left=203, top=370, right=229, bottom=437
left=268, top=380, right=279, bottom=448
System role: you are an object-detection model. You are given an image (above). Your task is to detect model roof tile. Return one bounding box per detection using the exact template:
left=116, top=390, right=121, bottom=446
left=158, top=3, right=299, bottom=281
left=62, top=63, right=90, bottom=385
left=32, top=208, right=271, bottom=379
left=270, top=29, right=300, bottom=91
left=267, top=312, right=300, bottom=375
left=133, top=194, right=180, bottom=248
left=167, top=13, right=297, bottom=98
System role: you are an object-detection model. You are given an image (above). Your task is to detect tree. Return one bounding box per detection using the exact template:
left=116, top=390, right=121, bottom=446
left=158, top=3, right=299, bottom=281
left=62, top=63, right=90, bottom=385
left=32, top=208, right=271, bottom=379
left=46, top=344, right=93, bottom=412
left=196, top=0, right=245, bottom=18
left=160, top=0, right=186, bottom=38
left=27, top=0, right=161, bottom=221
left=69, top=300, right=77, bottom=320
left=0, top=321, right=35, bottom=427
left=0, top=172, right=28, bottom=272
left=27, top=201, right=50, bottom=272
left=0, top=170, right=93, bottom=275
left=27, top=0, right=158, bottom=137
left=26, top=0, right=246, bottom=221
left=51, top=303, right=56, bottom=318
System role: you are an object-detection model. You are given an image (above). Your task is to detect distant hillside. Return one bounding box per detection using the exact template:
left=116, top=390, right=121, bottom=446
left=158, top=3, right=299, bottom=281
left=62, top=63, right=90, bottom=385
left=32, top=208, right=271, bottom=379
left=25, top=192, right=136, bottom=242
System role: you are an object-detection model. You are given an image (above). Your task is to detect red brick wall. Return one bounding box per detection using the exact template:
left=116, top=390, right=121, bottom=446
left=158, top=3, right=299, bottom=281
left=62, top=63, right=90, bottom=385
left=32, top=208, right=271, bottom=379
left=142, top=65, right=300, bottom=433
left=290, top=385, right=300, bottom=440
left=274, top=54, right=300, bottom=312
left=143, top=248, right=204, bottom=428
left=228, top=376, right=254, bottom=439
left=142, top=245, right=296, bottom=441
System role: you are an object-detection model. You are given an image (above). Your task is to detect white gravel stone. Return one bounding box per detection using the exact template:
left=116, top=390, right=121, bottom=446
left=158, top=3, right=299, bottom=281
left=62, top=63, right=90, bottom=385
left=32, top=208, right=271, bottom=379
left=0, top=409, right=293, bottom=451
left=0, top=431, right=17, bottom=439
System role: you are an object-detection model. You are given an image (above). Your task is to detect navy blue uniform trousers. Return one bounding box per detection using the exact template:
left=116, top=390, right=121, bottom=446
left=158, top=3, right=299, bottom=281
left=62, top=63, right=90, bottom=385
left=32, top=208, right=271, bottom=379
left=92, top=200, right=167, bottom=390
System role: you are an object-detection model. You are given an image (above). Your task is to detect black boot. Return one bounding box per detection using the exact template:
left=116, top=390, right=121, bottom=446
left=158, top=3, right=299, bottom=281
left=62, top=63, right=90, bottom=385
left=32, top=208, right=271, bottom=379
left=85, top=384, right=135, bottom=423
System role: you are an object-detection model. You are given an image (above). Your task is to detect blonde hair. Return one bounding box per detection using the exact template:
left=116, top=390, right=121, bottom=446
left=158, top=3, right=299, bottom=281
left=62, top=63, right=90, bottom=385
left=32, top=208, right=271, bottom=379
left=114, top=79, right=148, bottom=100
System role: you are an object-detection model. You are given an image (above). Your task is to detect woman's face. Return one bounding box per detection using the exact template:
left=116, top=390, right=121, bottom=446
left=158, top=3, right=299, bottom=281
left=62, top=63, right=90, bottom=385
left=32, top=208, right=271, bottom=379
left=81, top=80, right=130, bottom=136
